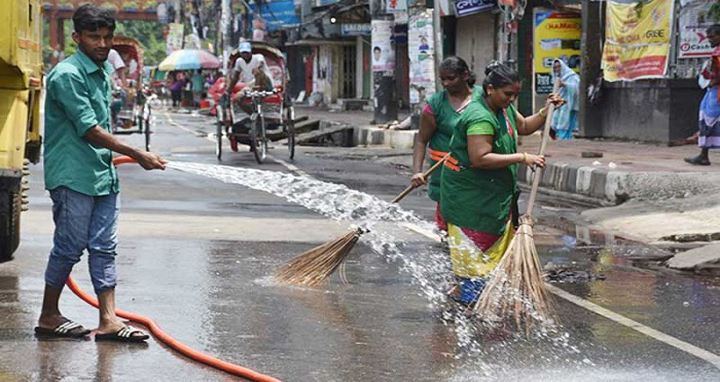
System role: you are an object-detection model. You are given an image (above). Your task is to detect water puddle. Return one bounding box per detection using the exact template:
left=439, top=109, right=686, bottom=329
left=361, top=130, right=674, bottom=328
left=168, top=161, right=598, bottom=375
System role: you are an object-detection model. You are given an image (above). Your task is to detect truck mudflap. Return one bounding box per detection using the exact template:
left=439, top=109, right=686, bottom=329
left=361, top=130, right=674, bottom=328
left=0, top=175, right=22, bottom=263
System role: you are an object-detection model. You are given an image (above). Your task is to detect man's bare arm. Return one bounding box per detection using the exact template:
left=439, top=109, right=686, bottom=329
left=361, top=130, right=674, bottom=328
left=84, top=127, right=166, bottom=170
left=226, top=70, right=239, bottom=95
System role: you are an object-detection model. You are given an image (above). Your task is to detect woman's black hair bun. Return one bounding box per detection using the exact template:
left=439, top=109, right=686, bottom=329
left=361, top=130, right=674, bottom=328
left=484, top=61, right=502, bottom=76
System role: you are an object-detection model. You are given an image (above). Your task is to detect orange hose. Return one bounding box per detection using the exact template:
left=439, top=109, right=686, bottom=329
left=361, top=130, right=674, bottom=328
left=64, top=155, right=282, bottom=382
left=112, top=155, right=138, bottom=165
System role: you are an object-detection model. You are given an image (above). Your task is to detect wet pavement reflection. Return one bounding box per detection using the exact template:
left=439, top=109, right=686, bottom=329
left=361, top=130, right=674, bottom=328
left=3, top=114, right=720, bottom=381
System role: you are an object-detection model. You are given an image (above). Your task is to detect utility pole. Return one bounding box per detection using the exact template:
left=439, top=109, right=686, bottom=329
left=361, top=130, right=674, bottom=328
left=370, top=0, right=398, bottom=124
left=432, top=0, right=443, bottom=92
left=221, top=0, right=231, bottom=74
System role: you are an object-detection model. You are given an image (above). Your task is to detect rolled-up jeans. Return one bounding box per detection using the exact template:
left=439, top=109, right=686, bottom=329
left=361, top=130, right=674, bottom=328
left=45, top=186, right=119, bottom=294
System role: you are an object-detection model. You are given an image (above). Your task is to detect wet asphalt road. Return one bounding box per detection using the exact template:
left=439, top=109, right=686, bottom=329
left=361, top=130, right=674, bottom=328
left=2, top=109, right=720, bottom=381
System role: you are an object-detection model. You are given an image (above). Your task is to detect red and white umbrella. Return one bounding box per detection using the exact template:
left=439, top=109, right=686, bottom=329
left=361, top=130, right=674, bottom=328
left=158, top=49, right=220, bottom=71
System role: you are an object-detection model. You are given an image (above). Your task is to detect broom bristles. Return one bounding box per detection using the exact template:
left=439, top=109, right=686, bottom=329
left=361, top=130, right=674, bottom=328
left=274, top=230, right=361, bottom=286
left=473, top=215, right=555, bottom=333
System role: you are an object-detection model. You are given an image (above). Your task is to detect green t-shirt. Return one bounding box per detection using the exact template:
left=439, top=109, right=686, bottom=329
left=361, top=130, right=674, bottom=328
left=44, top=50, right=119, bottom=196
left=424, top=85, right=483, bottom=202
left=440, top=97, right=518, bottom=234
left=191, top=73, right=205, bottom=92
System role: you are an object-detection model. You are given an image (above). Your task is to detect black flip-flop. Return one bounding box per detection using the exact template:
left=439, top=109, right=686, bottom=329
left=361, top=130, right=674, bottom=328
left=95, top=326, right=149, bottom=343
left=34, top=320, right=91, bottom=338
left=684, top=156, right=711, bottom=166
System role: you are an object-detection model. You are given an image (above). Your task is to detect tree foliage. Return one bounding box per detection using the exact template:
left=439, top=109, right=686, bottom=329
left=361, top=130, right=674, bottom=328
left=43, top=18, right=168, bottom=67
left=114, top=20, right=167, bottom=66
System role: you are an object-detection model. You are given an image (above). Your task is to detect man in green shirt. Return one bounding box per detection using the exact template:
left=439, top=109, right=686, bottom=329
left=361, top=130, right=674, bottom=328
left=35, top=4, right=166, bottom=342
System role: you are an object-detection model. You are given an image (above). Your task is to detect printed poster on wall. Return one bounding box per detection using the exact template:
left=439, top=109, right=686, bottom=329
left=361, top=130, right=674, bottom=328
left=533, top=10, right=581, bottom=94
left=386, top=0, right=408, bottom=13
left=166, top=22, right=184, bottom=54
left=601, top=0, right=674, bottom=81
left=372, top=19, right=396, bottom=73
left=408, top=10, right=436, bottom=105
left=678, top=0, right=716, bottom=58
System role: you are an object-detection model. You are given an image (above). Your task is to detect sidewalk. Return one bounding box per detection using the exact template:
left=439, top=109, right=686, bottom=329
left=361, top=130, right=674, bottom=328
left=297, top=106, right=720, bottom=271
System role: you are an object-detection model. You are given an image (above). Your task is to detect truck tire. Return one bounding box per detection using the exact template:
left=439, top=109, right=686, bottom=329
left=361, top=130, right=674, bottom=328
left=0, top=188, right=21, bottom=263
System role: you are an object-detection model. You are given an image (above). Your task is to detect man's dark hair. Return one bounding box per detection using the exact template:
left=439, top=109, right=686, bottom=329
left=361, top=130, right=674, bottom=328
left=73, top=4, right=116, bottom=33
left=483, top=61, right=521, bottom=92
left=708, top=24, right=720, bottom=35
left=374, top=46, right=381, bottom=53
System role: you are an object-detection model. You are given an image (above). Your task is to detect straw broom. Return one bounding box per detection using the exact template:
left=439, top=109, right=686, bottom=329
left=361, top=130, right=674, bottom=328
left=275, top=154, right=451, bottom=286
left=473, top=80, right=562, bottom=331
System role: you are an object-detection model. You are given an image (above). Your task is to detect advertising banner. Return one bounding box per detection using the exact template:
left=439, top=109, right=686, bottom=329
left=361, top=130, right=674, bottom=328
left=251, top=1, right=300, bottom=32
left=408, top=10, right=436, bottom=105
left=372, top=19, right=396, bottom=72
left=601, top=0, right=674, bottom=81
left=166, top=22, right=184, bottom=54
left=533, top=10, right=581, bottom=94
left=678, top=0, right=716, bottom=58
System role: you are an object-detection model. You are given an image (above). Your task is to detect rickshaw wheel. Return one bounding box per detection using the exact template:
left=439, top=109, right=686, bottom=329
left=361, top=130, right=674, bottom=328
left=252, top=113, right=267, bottom=164
left=144, top=105, right=152, bottom=152
left=287, top=106, right=295, bottom=160
left=215, top=107, right=224, bottom=161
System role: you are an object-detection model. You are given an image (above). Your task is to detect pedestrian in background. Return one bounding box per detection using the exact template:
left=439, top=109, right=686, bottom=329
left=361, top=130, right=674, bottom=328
left=440, top=62, right=564, bottom=304
left=191, top=69, right=205, bottom=107
left=36, top=4, right=166, bottom=342
left=410, top=56, right=482, bottom=233
left=686, top=24, right=720, bottom=166
left=550, top=58, right=580, bottom=140
left=169, top=71, right=185, bottom=107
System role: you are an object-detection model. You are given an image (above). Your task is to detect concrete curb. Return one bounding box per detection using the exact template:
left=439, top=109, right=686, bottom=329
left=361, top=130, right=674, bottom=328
left=354, top=126, right=416, bottom=149
left=353, top=126, right=719, bottom=205
left=518, top=163, right=630, bottom=205
left=519, top=162, right=719, bottom=205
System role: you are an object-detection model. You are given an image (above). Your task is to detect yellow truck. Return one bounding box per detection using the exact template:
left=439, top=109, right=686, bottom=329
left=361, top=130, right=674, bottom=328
left=0, top=0, right=42, bottom=262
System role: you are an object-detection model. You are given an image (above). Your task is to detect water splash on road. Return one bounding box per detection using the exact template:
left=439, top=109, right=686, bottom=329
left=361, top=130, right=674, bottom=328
left=169, top=161, right=591, bottom=375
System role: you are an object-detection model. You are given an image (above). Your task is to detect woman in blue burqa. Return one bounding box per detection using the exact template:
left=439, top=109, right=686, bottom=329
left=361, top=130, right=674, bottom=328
left=550, top=59, right=580, bottom=140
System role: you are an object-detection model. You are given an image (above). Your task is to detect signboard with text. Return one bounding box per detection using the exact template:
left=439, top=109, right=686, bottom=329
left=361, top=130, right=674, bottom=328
left=251, top=1, right=300, bottom=32
left=678, top=0, right=716, bottom=58
left=533, top=10, right=581, bottom=94
left=341, top=23, right=372, bottom=36
left=601, top=0, right=673, bottom=81
left=454, top=0, right=496, bottom=18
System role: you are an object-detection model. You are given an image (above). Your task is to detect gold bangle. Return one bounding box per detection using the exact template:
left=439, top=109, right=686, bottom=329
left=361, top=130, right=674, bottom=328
left=539, top=107, right=547, bottom=118
left=521, top=152, right=527, bottom=163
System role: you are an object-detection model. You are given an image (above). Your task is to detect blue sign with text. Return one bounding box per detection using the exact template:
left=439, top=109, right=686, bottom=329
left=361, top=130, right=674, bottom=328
left=252, top=1, right=300, bottom=31
left=454, top=0, right=496, bottom=18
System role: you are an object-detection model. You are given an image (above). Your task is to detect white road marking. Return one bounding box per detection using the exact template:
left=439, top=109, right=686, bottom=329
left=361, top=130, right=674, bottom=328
left=169, top=112, right=720, bottom=369
left=547, top=284, right=720, bottom=369
left=270, top=156, right=311, bottom=178
left=405, top=218, right=720, bottom=369
left=163, top=112, right=199, bottom=136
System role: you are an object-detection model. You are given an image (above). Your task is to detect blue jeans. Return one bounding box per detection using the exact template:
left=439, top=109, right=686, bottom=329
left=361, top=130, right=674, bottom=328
left=458, top=277, right=487, bottom=304
left=45, top=186, right=119, bottom=294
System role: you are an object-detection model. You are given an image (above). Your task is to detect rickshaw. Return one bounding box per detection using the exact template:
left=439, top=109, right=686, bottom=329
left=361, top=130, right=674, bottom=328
left=211, top=41, right=295, bottom=163
left=111, top=36, right=152, bottom=152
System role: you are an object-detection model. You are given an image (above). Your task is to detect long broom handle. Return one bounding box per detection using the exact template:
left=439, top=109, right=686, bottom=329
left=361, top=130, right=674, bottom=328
left=524, top=78, right=561, bottom=217
left=392, top=153, right=451, bottom=203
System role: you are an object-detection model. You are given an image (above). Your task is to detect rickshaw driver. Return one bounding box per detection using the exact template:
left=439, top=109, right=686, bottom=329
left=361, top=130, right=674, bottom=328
left=224, top=41, right=274, bottom=117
